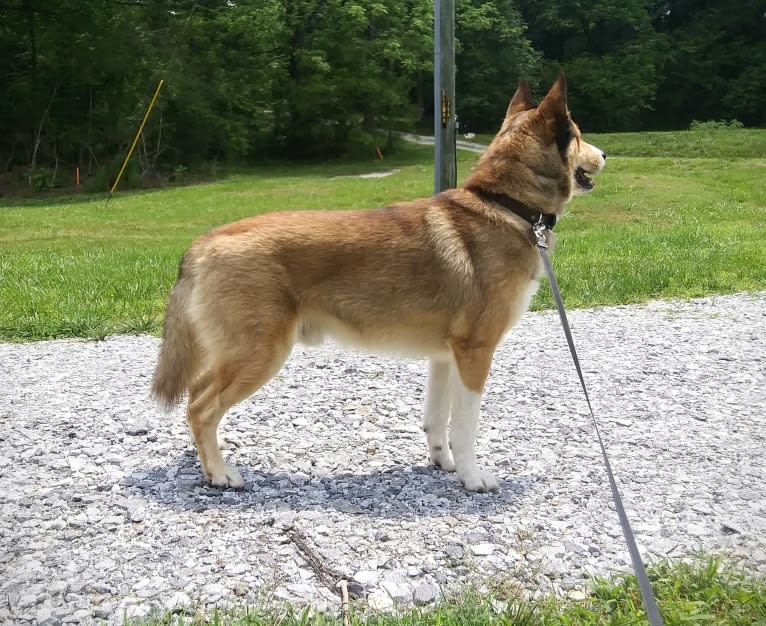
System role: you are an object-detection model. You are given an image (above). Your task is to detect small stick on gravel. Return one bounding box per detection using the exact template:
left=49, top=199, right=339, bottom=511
left=287, top=528, right=345, bottom=595
left=340, top=579, right=350, bottom=626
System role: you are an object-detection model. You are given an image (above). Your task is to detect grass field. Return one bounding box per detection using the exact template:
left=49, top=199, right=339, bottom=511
left=1, top=130, right=765, bottom=341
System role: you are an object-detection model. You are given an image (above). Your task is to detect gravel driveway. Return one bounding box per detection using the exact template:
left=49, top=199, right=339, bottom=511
left=2, top=292, right=765, bottom=625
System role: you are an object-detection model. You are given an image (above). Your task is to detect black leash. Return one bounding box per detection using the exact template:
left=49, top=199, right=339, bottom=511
left=532, top=220, right=664, bottom=626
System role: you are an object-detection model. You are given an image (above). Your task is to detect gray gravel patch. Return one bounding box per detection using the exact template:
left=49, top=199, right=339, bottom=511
left=397, top=132, right=486, bottom=153
left=1, top=292, right=765, bottom=624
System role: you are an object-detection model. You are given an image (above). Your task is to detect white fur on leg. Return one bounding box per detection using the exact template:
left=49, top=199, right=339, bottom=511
left=422, top=360, right=456, bottom=472
left=207, top=462, right=245, bottom=489
left=449, top=379, right=498, bottom=493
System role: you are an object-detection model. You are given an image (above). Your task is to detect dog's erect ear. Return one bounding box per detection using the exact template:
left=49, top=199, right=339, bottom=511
left=506, top=80, right=535, bottom=117
left=538, top=73, right=572, bottom=158
left=538, top=73, right=568, bottom=119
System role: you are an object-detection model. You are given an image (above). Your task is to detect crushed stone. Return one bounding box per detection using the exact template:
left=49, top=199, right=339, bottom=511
left=1, top=292, right=764, bottom=624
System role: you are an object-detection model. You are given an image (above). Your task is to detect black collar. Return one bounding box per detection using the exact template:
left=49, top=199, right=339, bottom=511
left=468, top=188, right=557, bottom=230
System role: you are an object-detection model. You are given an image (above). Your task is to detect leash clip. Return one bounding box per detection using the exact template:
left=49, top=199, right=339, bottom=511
left=532, top=217, right=548, bottom=249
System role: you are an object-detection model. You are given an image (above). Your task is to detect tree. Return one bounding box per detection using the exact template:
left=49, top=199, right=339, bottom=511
left=516, top=0, right=667, bottom=131
left=651, top=0, right=766, bottom=128
left=0, top=1, right=158, bottom=179
left=1, top=0, right=763, bottom=190
left=456, top=0, right=540, bottom=133
left=157, top=0, right=282, bottom=163
left=270, top=0, right=432, bottom=158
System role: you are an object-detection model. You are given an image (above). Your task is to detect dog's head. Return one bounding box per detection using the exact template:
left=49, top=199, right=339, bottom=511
left=466, top=74, right=605, bottom=215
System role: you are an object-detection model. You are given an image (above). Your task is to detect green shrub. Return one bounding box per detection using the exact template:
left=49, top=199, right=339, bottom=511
left=29, top=168, right=58, bottom=191
left=689, top=119, right=745, bottom=130
left=84, top=158, right=142, bottom=193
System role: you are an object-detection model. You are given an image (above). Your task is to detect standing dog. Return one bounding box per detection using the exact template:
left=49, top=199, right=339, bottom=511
left=152, top=75, right=605, bottom=492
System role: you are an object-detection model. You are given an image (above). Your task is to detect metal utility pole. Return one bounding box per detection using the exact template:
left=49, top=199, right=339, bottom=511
left=434, top=0, right=456, bottom=194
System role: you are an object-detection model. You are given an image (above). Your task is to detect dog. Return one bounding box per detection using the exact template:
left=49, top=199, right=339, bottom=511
left=151, top=74, right=605, bottom=492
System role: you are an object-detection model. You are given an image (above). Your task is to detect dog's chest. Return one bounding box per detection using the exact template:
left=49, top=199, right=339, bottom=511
left=505, top=278, right=541, bottom=333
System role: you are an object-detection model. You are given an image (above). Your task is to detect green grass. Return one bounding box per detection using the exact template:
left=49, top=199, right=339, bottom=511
left=472, top=127, right=766, bottom=158
left=549, top=154, right=766, bottom=308
left=1, top=132, right=765, bottom=341
left=133, top=557, right=765, bottom=625
left=586, top=128, right=766, bottom=159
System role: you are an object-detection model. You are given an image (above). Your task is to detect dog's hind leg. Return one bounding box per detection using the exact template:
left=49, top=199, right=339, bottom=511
left=186, top=330, right=294, bottom=489
left=186, top=372, right=242, bottom=487
left=422, top=359, right=456, bottom=472
left=448, top=343, right=499, bottom=493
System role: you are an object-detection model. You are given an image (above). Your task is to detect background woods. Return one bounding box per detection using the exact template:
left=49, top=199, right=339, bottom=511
left=1, top=0, right=764, bottom=188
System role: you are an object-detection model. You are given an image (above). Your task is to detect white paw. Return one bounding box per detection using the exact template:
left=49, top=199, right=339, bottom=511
left=430, top=446, right=456, bottom=472
left=209, top=464, right=244, bottom=489
left=459, top=469, right=499, bottom=493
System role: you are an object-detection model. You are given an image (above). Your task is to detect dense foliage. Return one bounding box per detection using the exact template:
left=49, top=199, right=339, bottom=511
left=1, top=0, right=763, bottom=187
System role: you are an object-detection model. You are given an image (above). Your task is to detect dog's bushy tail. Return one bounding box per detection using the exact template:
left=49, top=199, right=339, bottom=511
left=151, top=262, right=200, bottom=411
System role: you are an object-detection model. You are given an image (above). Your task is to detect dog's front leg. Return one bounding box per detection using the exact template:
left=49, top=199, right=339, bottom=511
left=449, top=345, right=499, bottom=493
left=422, top=359, right=456, bottom=472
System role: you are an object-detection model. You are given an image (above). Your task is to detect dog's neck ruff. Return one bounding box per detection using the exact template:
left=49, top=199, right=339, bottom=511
left=469, top=188, right=557, bottom=230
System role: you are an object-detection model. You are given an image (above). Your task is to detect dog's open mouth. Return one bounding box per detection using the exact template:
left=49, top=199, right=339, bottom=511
left=575, top=167, right=595, bottom=191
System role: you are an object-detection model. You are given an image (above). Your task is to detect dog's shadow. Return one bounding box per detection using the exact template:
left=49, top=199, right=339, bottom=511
left=130, top=452, right=538, bottom=518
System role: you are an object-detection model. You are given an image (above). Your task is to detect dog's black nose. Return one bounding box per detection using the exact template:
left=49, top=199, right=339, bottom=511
left=601, top=151, right=607, bottom=160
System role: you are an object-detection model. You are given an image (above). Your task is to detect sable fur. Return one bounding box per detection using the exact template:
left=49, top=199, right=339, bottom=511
left=152, top=74, right=605, bottom=492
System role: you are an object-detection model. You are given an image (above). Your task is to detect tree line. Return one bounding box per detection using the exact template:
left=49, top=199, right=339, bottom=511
left=1, top=0, right=763, bottom=189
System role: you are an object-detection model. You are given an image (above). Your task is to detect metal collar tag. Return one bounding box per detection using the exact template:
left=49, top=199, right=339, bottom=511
left=532, top=218, right=549, bottom=249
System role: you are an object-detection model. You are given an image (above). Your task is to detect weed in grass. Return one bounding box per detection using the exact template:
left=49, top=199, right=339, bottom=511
left=117, top=314, right=162, bottom=336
